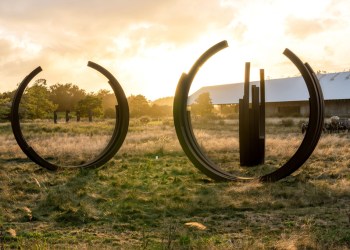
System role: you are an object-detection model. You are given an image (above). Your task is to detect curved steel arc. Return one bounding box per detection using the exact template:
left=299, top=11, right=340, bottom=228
left=10, top=62, right=129, bottom=170
left=259, top=49, right=324, bottom=181
left=173, top=41, right=324, bottom=182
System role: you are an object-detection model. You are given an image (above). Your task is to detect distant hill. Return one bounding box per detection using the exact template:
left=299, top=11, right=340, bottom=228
left=151, top=96, right=174, bottom=107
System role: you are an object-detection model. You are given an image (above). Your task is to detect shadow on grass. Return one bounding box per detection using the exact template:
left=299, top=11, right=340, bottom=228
left=22, top=155, right=349, bottom=248
left=0, top=146, right=348, bottom=249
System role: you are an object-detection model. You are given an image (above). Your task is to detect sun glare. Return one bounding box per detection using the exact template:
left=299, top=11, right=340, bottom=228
left=1, top=0, right=349, bottom=100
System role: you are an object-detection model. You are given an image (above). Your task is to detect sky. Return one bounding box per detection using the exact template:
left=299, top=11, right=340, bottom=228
left=0, top=0, right=349, bottom=100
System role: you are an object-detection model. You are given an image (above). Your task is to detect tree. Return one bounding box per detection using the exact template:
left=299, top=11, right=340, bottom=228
left=76, top=94, right=103, bottom=118
left=97, top=89, right=117, bottom=118
left=0, top=90, right=15, bottom=121
left=151, top=96, right=174, bottom=107
left=128, top=95, right=150, bottom=118
left=191, top=92, right=214, bottom=117
left=0, top=90, right=16, bottom=100
left=21, top=80, right=58, bottom=119
left=0, top=97, right=11, bottom=122
left=219, top=104, right=238, bottom=118
left=49, top=83, right=86, bottom=112
left=149, top=96, right=173, bottom=118
left=148, top=104, right=172, bottom=118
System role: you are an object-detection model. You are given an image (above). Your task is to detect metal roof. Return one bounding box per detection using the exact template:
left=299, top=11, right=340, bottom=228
left=188, top=71, right=350, bottom=105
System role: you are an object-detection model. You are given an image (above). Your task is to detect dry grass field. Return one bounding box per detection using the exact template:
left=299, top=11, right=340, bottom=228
left=0, top=117, right=350, bottom=249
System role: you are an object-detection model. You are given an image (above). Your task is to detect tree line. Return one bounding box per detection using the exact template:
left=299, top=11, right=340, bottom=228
left=1, top=84, right=235, bottom=122
left=0, top=80, right=173, bottom=121
left=190, top=92, right=238, bottom=119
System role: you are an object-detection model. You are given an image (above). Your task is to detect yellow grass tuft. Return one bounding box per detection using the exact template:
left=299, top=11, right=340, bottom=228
left=185, top=222, right=207, bottom=230
left=274, top=233, right=317, bottom=250
left=22, top=207, right=32, bottom=221
left=7, top=228, right=16, bottom=238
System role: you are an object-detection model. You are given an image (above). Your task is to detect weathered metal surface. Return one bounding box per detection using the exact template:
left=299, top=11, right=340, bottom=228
left=10, top=61, right=129, bottom=170
left=239, top=63, right=265, bottom=166
left=173, top=40, right=324, bottom=182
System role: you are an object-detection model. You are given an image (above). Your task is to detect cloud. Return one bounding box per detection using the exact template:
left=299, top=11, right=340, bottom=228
left=0, top=0, right=235, bottom=47
left=0, top=0, right=236, bottom=67
left=2, top=0, right=349, bottom=99
left=231, top=22, right=247, bottom=42
left=0, top=39, right=14, bottom=58
left=284, top=16, right=339, bottom=39
left=0, top=0, right=237, bottom=96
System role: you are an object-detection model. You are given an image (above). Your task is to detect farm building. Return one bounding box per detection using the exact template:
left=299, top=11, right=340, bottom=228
left=188, top=71, right=350, bottom=117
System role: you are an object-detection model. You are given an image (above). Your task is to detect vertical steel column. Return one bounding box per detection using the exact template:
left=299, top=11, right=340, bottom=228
left=258, top=69, right=266, bottom=163
left=251, top=85, right=262, bottom=165
left=239, top=62, right=251, bottom=166
left=239, top=63, right=265, bottom=166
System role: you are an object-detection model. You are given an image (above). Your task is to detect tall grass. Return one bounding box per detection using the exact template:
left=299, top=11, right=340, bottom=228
left=0, top=117, right=349, bottom=248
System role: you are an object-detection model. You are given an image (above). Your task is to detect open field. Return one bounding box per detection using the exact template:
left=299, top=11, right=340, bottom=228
left=0, top=117, right=350, bottom=249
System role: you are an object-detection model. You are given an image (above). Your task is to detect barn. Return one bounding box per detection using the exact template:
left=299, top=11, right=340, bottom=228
left=188, top=71, right=350, bottom=117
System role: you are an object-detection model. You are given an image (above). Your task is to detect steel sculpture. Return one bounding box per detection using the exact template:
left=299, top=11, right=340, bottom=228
left=239, top=63, right=265, bottom=166
left=10, top=61, right=129, bottom=171
left=173, top=40, right=324, bottom=182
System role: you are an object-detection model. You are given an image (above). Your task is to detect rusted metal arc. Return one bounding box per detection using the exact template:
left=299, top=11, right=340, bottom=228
left=173, top=41, right=239, bottom=181
left=10, top=66, right=58, bottom=170
left=10, top=62, right=129, bottom=170
left=173, top=40, right=324, bottom=182
left=84, top=61, right=129, bottom=167
left=259, top=49, right=324, bottom=181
